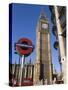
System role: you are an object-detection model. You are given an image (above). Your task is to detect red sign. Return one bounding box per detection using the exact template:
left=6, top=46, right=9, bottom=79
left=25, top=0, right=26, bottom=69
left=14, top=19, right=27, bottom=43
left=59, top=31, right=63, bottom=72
left=16, top=38, right=34, bottom=56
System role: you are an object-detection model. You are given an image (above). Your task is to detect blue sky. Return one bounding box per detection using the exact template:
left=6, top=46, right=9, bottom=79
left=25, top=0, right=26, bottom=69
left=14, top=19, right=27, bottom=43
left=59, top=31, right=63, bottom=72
left=10, top=3, right=60, bottom=73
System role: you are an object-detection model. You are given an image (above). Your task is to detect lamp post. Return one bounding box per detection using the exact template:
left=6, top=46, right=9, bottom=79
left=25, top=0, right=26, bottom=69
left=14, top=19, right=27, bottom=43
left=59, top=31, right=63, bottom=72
left=54, top=6, right=66, bottom=83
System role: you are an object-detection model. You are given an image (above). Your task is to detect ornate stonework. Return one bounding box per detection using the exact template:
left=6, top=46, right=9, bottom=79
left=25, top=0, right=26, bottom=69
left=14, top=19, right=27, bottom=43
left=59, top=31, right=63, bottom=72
left=34, top=11, right=52, bottom=85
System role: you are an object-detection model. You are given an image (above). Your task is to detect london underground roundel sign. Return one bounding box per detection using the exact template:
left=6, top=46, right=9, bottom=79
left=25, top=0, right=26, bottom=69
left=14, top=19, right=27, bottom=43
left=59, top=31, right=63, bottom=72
left=16, top=38, right=34, bottom=56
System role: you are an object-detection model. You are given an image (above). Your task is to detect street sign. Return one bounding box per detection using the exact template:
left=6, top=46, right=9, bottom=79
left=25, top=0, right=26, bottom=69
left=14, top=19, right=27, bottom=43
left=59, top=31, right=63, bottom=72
left=16, top=38, right=34, bottom=56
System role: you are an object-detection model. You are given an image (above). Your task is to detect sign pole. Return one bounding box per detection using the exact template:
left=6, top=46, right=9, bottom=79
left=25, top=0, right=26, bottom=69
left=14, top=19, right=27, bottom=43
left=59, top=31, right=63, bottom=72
left=15, top=38, right=34, bottom=86
left=19, top=55, right=25, bottom=86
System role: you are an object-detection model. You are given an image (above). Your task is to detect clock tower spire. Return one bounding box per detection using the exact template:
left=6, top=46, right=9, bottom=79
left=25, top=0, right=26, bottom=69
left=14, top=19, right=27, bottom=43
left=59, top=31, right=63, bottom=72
left=34, top=9, right=52, bottom=85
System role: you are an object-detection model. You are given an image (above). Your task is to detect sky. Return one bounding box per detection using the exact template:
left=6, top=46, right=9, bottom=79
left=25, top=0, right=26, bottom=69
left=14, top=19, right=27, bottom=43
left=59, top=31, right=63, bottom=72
left=10, top=3, right=60, bottom=73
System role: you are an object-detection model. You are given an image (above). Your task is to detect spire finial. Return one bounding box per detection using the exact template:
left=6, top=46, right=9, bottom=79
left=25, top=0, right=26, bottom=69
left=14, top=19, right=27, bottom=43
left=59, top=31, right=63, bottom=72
left=40, top=6, right=46, bottom=19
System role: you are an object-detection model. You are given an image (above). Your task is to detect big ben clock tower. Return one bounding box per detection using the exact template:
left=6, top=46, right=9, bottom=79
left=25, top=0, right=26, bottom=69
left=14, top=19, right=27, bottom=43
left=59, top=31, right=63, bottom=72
left=34, top=11, right=52, bottom=85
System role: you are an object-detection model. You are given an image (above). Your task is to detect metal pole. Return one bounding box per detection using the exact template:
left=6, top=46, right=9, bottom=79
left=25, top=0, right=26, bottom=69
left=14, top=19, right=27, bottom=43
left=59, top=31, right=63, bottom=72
left=19, top=55, right=25, bottom=86
left=54, top=6, right=66, bottom=83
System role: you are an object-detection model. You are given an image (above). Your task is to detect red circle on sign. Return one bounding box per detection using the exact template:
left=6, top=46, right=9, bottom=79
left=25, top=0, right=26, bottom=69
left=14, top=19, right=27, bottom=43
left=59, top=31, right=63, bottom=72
left=16, top=38, right=33, bottom=56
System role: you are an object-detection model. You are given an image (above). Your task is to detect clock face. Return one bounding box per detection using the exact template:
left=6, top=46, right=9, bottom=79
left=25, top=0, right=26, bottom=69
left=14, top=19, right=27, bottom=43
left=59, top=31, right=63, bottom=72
left=42, top=23, right=48, bottom=29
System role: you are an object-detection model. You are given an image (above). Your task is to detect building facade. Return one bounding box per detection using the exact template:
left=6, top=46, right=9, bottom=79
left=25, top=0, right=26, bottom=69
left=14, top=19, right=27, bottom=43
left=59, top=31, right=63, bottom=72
left=9, top=62, right=34, bottom=85
left=34, top=11, right=52, bottom=85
